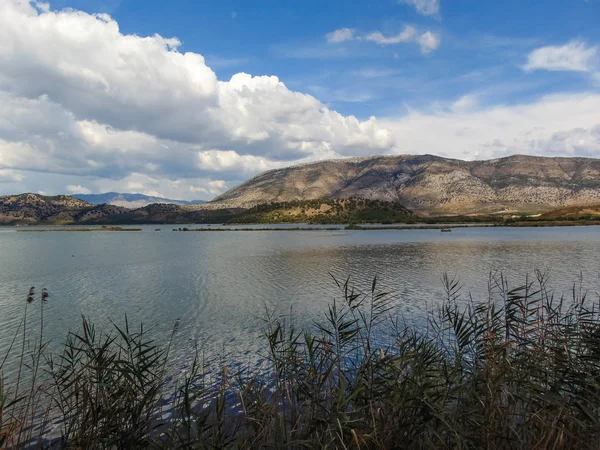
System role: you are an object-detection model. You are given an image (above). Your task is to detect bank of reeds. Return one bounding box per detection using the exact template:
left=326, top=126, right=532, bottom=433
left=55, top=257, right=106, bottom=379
left=2, top=272, right=600, bottom=449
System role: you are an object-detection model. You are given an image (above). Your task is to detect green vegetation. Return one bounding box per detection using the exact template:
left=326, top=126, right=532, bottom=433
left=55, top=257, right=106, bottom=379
left=226, top=198, right=415, bottom=224
left=3, top=274, right=600, bottom=448
left=222, top=199, right=600, bottom=227
left=173, top=225, right=486, bottom=232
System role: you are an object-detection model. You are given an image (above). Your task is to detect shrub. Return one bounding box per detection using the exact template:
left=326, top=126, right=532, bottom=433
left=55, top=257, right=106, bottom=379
left=3, top=273, right=600, bottom=448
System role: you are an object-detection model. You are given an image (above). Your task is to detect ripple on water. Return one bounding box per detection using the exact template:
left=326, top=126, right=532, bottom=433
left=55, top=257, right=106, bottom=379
left=1, top=226, right=600, bottom=381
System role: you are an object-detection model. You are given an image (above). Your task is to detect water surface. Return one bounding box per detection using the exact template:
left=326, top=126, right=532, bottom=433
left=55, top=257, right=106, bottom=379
left=1, top=225, right=599, bottom=376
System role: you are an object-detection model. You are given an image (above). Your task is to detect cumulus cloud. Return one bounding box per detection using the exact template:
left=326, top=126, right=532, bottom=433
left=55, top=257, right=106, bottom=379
left=542, top=126, right=600, bottom=157
left=66, top=184, right=92, bottom=194
left=0, top=0, right=394, bottom=198
left=381, top=92, right=600, bottom=159
left=398, top=0, right=440, bottom=17
left=196, top=150, right=281, bottom=174
left=524, top=41, right=599, bottom=73
left=325, top=28, right=355, bottom=44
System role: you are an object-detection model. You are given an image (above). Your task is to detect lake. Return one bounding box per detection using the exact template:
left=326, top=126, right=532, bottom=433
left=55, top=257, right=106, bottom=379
left=1, top=225, right=600, bottom=378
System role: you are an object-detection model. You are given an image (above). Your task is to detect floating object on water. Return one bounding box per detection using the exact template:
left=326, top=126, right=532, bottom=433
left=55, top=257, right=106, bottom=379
left=441, top=228, right=452, bottom=232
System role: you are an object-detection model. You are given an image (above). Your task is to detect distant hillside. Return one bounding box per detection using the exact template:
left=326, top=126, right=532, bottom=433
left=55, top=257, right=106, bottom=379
left=5, top=192, right=600, bottom=226
left=0, top=193, right=228, bottom=225
left=0, top=193, right=412, bottom=225
left=73, top=192, right=206, bottom=208
left=91, top=203, right=239, bottom=225
left=203, top=155, right=600, bottom=216
left=228, top=198, right=415, bottom=224
left=0, top=193, right=132, bottom=224
left=540, top=204, right=600, bottom=220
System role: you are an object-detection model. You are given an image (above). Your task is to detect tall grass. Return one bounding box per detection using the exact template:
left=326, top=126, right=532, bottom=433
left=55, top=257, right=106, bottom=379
left=2, top=272, right=600, bottom=449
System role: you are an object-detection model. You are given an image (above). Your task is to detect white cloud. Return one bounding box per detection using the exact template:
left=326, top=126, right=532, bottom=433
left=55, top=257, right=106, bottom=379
left=0, top=0, right=394, bottom=196
left=524, top=41, right=599, bottom=73
left=66, top=184, right=92, bottom=194
left=90, top=172, right=227, bottom=199
left=187, top=181, right=227, bottom=196
left=364, top=26, right=416, bottom=45
left=417, top=31, right=441, bottom=54
left=0, top=0, right=391, bottom=160
left=0, top=168, right=23, bottom=182
left=189, top=185, right=208, bottom=194
left=398, top=0, right=440, bottom=17
left=360, top=27, right=440, bottom=54
left=326, top=28, right=355, bottom=44
left=197, top=150, right=279, bottom=173
left=207, top=180, right=227, bottom=195
left=381, top=92, right=600, bottom=159
left=451, top=94, right=479, bottom=113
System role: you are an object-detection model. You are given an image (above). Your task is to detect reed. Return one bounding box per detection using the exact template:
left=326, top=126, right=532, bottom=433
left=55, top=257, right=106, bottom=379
left=2, top=272, right=600, bottom=449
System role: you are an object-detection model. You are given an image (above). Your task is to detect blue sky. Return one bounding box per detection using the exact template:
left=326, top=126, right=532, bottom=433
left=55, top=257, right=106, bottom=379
left=52, top=0, right=600, bottom=116
left=0, top=0, right=599, bottom=199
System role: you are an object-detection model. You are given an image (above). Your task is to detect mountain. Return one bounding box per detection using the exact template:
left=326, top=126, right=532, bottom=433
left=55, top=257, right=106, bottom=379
left=72, top=192, right=206, bottom=208
left=0, top=193, right=128, bottom=224
left=0, top=193, right=412, bottom=225
left=6, top=154, right=600, bottom=225
left=0, top=193, right=227, bottom=225
left=204, top=155, right=600, bottom=215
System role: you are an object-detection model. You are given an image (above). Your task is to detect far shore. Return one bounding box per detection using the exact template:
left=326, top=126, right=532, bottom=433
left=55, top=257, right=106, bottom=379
left=16, top=226, right=142, bottom=232
left=12, top=220, right=600, bottom=232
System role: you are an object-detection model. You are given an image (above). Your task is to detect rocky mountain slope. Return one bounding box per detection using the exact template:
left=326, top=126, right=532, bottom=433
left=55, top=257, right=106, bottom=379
left=204, top=155, right=600, bottom=215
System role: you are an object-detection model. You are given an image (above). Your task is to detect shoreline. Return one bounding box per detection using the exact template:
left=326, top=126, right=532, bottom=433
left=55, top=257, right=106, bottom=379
left=13, top=221, right=600, bottom=232
left=16, top=227, right=142, bottom=232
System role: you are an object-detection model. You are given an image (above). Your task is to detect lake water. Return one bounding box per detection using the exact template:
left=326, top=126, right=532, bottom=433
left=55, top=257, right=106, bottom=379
left=1, top=225, right=600, bottom=378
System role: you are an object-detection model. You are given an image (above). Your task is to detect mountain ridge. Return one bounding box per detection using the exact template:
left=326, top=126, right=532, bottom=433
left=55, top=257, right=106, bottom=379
left=5, top=154, right=600, bottom=224
left=203, top=154, right=600, bottom=215
left=0, top=193, right=232, bottom=225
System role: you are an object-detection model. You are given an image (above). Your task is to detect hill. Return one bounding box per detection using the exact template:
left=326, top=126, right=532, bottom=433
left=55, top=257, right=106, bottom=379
left=0, top=193, right=113, bottom=224
left=228, top=198, right=415, bottom=224
left=540, top=204, right=600, bottom=220
left=0, top=194, right=226, bottom=225
left=73, top=192, right=206, bottom=208
left=203, top=155, right=600, bottom=216
left=91, top=203, right=239, bottom=225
